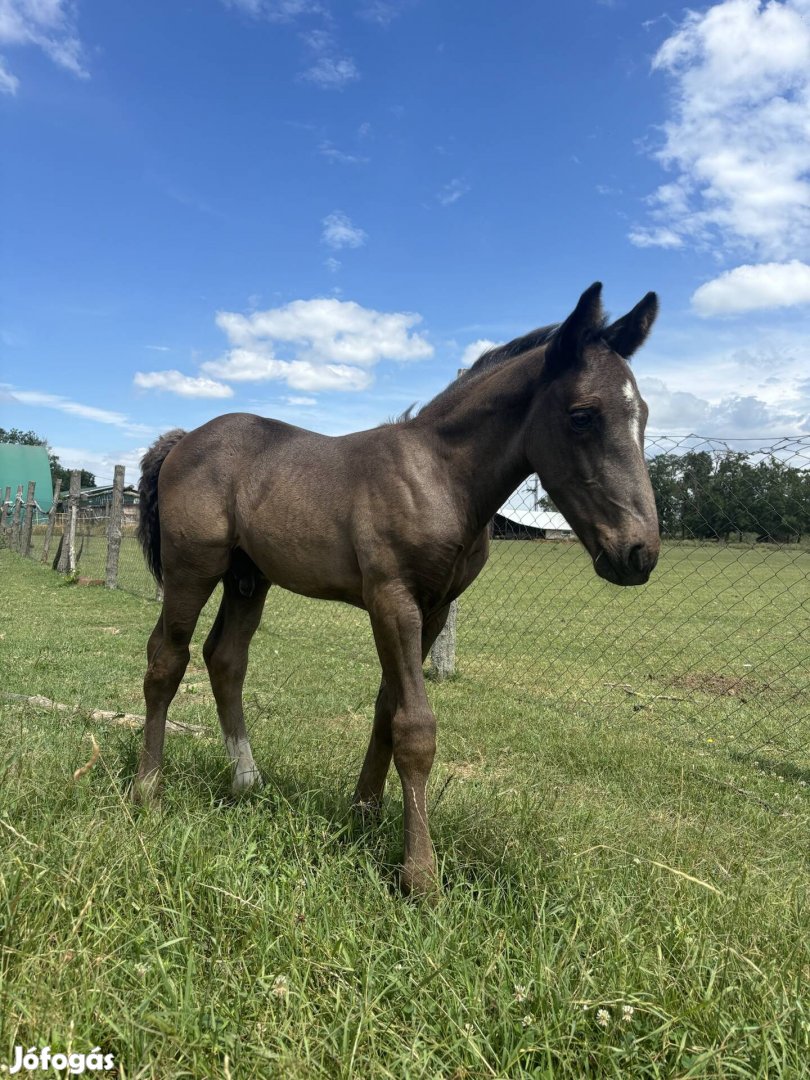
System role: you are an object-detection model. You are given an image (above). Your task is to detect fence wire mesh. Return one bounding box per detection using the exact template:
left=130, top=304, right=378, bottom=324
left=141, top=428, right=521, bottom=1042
left=3, top=435, right=809, bottom=772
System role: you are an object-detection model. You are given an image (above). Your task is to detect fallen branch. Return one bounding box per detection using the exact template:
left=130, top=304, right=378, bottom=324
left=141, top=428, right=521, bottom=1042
left=693, top=770, right=788, bottom=816
left=602, top=682, right=685, bottom=703
left=1, top=692, right=204, bottom=736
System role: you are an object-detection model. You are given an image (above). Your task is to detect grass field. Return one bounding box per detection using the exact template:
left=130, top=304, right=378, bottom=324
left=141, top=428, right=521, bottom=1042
left=1, top=543, right=808, bottom=1077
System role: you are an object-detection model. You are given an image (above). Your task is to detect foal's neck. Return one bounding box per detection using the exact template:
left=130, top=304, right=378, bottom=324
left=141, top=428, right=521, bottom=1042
left=418, top=351, right=545, bottom=537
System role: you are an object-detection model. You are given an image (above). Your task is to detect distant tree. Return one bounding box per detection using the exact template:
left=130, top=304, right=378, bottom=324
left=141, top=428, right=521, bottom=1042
left=646, top=454, right=681, bottom=537
left=645, top=447, right=809, bottom=543
left=0, top=428, right=96, bottom=488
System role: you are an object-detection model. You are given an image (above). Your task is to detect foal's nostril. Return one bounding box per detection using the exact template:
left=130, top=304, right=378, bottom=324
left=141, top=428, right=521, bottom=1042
left=627, top=543, right=646, bottom=573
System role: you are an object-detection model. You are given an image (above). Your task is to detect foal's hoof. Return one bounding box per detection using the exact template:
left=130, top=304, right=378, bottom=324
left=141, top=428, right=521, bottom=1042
left=350, top=796, right=383, bottom=824
left=231, top=765, right=263, bottom=797
left=399, top=858, right=440, bottom=899
left=131, top=774, right=161, bottom=807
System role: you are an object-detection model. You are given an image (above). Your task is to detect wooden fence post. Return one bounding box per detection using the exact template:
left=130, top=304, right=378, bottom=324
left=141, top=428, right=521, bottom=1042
left=430, top=601, right=457, bottom=680
left=20, top=480, right=36, bottom=557
left=57, top=470, right=81, bottom=574
left=10, top=486, right=23, bottom=552
left=105, top=464, right=125, bottom=588
left=41, top=477, right=62, bottom=565
left=1, top=486, right=12, bottom=536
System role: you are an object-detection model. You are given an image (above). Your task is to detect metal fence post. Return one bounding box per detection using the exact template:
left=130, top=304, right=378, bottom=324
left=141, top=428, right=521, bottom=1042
left=1, top=485, right=12, bottom=536
left=10, top=486, right=23, bottom=552
left=20, top=480, right=36, bottom=557
left=57, top=470, right=81, bottom=574
left=105, top=464, right=125, bottom=588
left=41, top=477, right=62, bottom=565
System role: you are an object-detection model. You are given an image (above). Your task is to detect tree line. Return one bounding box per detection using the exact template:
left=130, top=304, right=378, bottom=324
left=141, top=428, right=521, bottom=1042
left=647, top=450, right=808, bottom=543
left=538, top=449, right=808, bottom=544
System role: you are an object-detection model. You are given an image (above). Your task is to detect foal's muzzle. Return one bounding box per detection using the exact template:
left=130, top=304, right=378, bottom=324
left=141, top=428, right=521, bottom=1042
left=594, top=541, right=658, bottom=587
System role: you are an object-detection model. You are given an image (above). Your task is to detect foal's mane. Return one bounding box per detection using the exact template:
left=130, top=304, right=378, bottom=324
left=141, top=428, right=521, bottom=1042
left=396, top=307, right=614, bottom=426
left=411, top=322, right=560, bottom=423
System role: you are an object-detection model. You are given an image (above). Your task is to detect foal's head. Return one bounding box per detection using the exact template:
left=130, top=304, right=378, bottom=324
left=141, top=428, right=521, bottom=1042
left=527, top=282, right=660, bottom=586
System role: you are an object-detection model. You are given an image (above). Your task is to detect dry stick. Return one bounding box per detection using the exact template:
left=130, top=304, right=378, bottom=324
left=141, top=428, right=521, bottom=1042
left=0, top=691, right=205, bottom=736
left=73, top=733, right=101, bottom=779
left=574, top=843, right=725, bottom=897
left=693, top=770, right=788, bottom=816
left=20, top=480, right=36, bottom=557
left=603, top=682, right=686, bottom=703
left=41, top=477, right=62, bottom=564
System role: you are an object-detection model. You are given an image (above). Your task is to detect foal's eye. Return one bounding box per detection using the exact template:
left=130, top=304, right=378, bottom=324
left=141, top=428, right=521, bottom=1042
left=569, top=409, right=594, bottom=431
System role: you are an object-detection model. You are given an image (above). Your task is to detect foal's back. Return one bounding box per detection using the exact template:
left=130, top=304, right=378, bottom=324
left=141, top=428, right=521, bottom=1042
left=157, top=412, right=455, bottom=606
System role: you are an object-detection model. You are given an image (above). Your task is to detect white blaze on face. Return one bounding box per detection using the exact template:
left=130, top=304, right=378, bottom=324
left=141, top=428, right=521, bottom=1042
left=622, top=379, right=642, bottom=449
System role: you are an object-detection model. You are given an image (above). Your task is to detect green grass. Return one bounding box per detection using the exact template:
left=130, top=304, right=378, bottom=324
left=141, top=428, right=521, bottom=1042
left=1, top=546, right=808, bottom=1078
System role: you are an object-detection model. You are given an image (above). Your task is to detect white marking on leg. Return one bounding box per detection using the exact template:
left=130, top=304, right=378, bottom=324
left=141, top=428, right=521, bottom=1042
left=225, top=734, right=262, bottom=793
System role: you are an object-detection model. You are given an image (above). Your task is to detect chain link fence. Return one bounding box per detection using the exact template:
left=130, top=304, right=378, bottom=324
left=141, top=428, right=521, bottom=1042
left=3, top=435, right=808, bottom=771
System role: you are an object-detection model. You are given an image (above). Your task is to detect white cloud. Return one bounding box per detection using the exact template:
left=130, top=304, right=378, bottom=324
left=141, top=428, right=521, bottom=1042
left=298, top=28, right=359, bottom=89
left=460, top=338, right=500, bottom=368
left=0, top=55, right=19, bottom=94
left=324, top=256, right=341, bottom=273
left=285, top=395, right=317, bottom=405
left=0, top=0, right=88, bottom=90
left=301, top=55, right=359, bottom=88
left=201, top=297, right=433, bottom=393
left=635, top=321, right=810, bottom=436
left=640, top=375, right=805, bottom=437
left=223, top=0, right=323, bottom=20
left=5, top=387, right=149, bottom=434
left=51, top=445, right=146, bottom=484
left=318, top=140, right=368, bottom=165
left=357, top=1, right=407, bottom=25
left=133, top=370, right=234, bottom=398
left=692, top=260, right=810, bottom=315
left=633, top=0, right=810, bottom=259
left=321, top=210, right=367, bottom=249
left=437, top=178, right=470, bottom=206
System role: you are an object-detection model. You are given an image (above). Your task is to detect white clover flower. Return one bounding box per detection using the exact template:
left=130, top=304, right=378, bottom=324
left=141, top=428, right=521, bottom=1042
left=622, top=1005, right=635, bottom=1022
left=521, top=1013, right=534, bottom=1029
left=513, top=984, right=529, bottom=1004
left=272, top=975, right=289, bottom=998
left=596, top=1008, right=610, bottom=1028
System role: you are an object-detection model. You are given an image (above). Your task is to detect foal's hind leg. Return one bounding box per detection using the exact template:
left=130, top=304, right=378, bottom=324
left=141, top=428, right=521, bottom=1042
left=203, top=573, right=269, bottom=795
left=134, top=575, right=218, bottom=804
left=352, top=679, right=393, bottom=816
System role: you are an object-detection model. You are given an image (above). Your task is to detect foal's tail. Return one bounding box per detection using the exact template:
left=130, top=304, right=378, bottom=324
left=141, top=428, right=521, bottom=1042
left=137, top=429, right=187, bottom=584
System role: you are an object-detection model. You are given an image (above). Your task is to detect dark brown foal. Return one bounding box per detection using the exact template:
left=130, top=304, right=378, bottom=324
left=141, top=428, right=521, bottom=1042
left=134, top=282, right=661, bottom=893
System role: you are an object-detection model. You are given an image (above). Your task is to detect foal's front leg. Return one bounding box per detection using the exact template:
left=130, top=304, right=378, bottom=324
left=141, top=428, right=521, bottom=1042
left=366, top=585, right=438, bottom=895
left=353, top=604, right=451, bottom=817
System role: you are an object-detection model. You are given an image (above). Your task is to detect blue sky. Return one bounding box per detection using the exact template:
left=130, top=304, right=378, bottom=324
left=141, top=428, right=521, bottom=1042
left=2, top=0, right=809, bottom=485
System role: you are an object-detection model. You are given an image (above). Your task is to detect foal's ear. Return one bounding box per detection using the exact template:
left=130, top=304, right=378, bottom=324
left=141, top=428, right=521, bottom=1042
left=603, top=292, right=659, bottom=359
left=544, top=282, right=604, bottom=376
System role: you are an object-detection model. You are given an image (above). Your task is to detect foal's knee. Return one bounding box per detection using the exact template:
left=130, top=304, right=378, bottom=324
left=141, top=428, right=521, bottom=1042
left=392, top=708, right=436, bottom=774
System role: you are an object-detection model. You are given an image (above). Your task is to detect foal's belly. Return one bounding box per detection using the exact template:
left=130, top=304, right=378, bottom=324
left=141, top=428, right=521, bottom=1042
left=241, top=530, right=365, bottom=607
